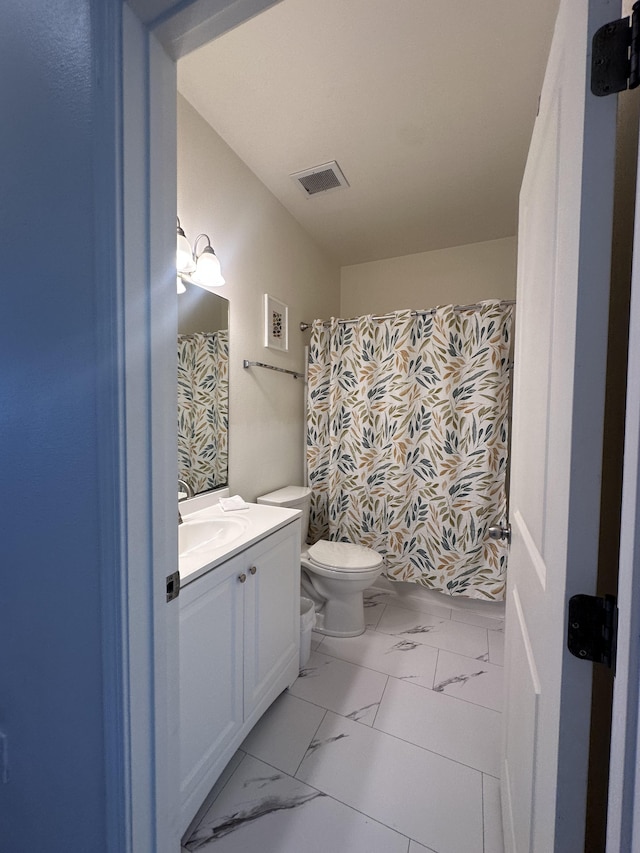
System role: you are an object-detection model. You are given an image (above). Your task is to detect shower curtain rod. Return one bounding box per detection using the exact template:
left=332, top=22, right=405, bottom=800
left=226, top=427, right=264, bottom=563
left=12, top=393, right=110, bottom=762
left=299, top=299, right=516, bottom=332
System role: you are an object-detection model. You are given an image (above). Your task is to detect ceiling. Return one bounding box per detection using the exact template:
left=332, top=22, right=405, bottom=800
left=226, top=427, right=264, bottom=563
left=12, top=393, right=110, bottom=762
left=177, top=0, right=560, bottom=267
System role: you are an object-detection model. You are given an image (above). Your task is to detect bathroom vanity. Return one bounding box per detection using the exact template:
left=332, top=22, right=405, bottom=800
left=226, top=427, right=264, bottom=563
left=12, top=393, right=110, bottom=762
left=178, top=499, right=301, bottom=832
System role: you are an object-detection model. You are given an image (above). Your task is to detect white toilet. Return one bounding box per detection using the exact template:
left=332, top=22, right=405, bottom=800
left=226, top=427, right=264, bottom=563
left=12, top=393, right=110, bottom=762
left=257, top=486, right=384, bottom=637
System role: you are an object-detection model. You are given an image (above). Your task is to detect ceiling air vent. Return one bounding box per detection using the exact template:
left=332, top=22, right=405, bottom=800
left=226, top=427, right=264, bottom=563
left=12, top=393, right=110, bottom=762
left=290, top=161, right=349, bottom=197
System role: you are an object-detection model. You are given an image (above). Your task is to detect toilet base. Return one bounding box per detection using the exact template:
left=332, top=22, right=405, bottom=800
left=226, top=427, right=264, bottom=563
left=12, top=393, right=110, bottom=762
left=300, top=549, right=383, bottom=638
left=313, top=609, right=366, bottom=638
left=309, top=588, right=367, bottom=637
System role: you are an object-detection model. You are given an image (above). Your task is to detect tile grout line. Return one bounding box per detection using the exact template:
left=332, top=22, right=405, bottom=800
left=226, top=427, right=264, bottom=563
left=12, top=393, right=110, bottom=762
left=308, top=642, right=437, bottom=680
left=231, top=752, right=423, bottom=848
left=432, top=647, right=441, bottom=691
left=370, top=674, right=390, bottom=729
left=369, top=694, right=498, bottom=775
left=312, top=630, right=326, bottom=653
left=365, top=598, right=387, bottom=630
left=352, top=620, right=496, bottom=663
left=305, top=646, right=503, bottom=713
left=387, top=664, right=505, bottom=714
left=305, top=689, right=495, bottom=777
left=482, top=772, right=487, bottom=853
left=294, top=664, right=498, bottom=773
left=449, top=614, right=505, bottom=629
left=197, top=742, right=475, bottom=852
left=184, top=750, right=250, bottom=847
left=487, top=628, right=506, bottom=667
left=294, top=711, right=484, bottom=848
left=436, top=645, right=503, bottom=669
left=370, top=624, right=493, bottom=659
left=292, top=708, right=327, bottom=779
left=371, top=596, right=454, bottom=622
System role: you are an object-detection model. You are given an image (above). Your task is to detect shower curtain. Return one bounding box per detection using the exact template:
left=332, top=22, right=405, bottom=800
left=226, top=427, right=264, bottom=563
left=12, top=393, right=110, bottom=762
left=178, top=330, right=229, bottom=493
left=306, top=301, right=513, bottom=600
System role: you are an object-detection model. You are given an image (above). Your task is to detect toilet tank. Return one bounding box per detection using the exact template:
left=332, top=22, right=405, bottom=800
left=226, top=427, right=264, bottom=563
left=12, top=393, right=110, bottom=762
left=257, top=485, right=311, bottom=547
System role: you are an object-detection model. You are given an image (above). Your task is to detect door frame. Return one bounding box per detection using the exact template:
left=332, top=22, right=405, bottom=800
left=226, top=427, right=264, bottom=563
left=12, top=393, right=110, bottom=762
left=607, top=132, right=640, bottom=848
left=119, top=0, right=640, bottom=849
left=115, top=9, right=180, bottom=851
left=118, top=2, right=283, bottom=850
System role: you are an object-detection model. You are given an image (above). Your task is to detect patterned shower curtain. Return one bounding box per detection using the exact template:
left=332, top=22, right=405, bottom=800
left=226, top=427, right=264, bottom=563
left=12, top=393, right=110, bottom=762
left=306, top=301, right=513, bottom=600
left=178, top=330, right=229, bottom=493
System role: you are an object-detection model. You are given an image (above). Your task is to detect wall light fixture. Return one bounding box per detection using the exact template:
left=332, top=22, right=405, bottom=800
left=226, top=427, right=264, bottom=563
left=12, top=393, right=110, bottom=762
left=176, top=217, right=196, bottom=275
left=176, top=217, right=225, bottom=292
left=192, top=234, right=225, bottom=288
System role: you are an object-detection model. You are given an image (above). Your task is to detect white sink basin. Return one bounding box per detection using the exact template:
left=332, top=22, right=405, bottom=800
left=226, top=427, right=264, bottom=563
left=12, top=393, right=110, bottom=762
left=179, top=515, right=250, bottom=556
left=177, top=501, right=302, bottom=586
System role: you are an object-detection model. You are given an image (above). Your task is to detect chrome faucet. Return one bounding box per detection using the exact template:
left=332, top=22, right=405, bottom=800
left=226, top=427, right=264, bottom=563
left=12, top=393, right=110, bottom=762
left=178, top=479, right=194, bottom=525
left=178, top=479, right=194, bottom=498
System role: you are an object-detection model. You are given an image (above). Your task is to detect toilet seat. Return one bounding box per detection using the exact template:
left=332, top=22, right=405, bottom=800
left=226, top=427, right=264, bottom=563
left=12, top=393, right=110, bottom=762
left=306, top=539, right=383, bottom=573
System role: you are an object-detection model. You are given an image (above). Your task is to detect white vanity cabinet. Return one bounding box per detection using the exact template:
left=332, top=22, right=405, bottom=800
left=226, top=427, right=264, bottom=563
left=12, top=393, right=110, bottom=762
left=179, top=519, right=300, bottom=831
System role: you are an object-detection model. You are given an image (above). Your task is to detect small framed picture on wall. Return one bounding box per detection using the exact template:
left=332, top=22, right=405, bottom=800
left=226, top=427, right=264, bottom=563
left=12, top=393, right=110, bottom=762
left=264, top=294, right=289, bottom=352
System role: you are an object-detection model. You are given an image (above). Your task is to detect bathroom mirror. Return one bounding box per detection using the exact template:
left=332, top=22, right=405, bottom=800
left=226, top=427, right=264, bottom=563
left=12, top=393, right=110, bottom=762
left=178, top=280, right=229, bottom=494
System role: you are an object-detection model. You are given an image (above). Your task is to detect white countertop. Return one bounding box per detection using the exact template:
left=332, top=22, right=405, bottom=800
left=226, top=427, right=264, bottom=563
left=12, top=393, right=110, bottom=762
left=179, top=501, right=301, bottom=586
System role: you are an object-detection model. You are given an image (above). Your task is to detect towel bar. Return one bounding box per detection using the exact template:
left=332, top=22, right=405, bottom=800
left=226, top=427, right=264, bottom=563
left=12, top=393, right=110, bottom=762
left=242, top=359, right=304, bottom=380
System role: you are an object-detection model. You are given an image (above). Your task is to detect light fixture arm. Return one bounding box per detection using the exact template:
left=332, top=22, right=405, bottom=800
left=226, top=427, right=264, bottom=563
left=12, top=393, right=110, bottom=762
left=193, top=233, right=213, bottom=258
left=177, top=218, right=225, bottom=289
left=193, top=234, right=211, bottom=258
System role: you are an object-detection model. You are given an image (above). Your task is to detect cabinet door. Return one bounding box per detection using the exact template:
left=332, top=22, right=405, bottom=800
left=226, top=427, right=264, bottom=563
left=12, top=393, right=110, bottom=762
left=179, top=559, right=244, bottom=819
left=243, top=523, right=300, bottom=719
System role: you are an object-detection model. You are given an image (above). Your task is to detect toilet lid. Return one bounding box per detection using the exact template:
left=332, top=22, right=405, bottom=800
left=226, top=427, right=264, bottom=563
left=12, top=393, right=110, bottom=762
left=307, top=540, right=382, bottom=571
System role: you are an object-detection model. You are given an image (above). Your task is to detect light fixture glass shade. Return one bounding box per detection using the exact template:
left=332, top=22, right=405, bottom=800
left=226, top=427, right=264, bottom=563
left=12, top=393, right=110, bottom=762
left=177, top=230, right=196, bottom=274
left=176, top=276, right=186, bottom=294
left=193, top=246, right=225, bottom=288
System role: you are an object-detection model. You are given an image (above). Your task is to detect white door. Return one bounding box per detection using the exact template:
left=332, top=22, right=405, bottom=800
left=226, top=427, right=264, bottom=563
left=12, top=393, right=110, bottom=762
left=502, top=0, right=619, bottom=851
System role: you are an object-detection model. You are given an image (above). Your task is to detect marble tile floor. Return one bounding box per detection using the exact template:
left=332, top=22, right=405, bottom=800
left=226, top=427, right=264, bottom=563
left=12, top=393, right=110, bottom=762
left=182, top=587, right=506, bottom=853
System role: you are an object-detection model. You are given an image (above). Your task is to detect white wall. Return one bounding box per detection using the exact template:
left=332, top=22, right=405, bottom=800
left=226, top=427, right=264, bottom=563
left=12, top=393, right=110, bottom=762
left=340, top=236, right=517, bottom=317
left=177, top=95, right=340, bottom=499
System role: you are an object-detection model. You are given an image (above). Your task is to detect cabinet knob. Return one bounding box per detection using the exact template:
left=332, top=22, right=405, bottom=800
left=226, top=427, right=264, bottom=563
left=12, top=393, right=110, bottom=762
left=238, top=573, right=247, bottom=584
left=250, top=565, right=257, bottom=575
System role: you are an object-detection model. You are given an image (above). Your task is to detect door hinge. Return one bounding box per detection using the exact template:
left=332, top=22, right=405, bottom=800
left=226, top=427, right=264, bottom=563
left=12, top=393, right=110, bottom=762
left=166, top=570, right=180, bottom=602
left=567, top=594, right=617, bottom=670
left=591, top=2, right=640, bottom=96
